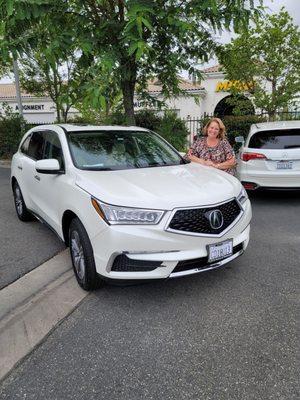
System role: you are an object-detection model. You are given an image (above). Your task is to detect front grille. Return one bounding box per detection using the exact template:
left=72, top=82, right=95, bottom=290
left=168, top=199, right=241, bottom=235
left=172, top=243, right=243, bottom=274
left=111, top=254, right=162, bottom=272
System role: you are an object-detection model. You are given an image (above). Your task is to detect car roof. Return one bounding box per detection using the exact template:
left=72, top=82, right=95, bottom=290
left=250, top=120, right=300, bottom=134
left=28, top=124, right=150, bottom=134
left=58, top=124, right=149, bottom=132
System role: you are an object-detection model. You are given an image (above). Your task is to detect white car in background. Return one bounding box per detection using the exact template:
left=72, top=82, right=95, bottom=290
left=11, top=125, right=251, bottom=290
left=236, top=121, right=300, bottom=190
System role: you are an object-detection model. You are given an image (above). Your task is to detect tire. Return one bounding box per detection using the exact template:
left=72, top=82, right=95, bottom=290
left=13, top=181, right=33, bottom=222
left=69, top=218, right=101, bottom=291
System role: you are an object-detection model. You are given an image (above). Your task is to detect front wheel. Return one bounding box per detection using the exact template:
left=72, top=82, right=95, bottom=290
left=69, top=218, right=101, bottom=291
left=13, top=181, right=33, bottom=222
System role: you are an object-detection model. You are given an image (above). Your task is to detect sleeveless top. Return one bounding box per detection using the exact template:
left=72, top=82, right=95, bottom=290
left=190, top=137, right=236, bottom=175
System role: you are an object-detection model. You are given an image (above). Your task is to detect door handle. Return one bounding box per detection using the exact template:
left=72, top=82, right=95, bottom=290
left=18, top=166, right=23, bottom=170
left=34, top=175, right=40, bottom=181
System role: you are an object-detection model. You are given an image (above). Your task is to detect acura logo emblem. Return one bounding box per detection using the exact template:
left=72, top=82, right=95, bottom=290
left=207, top=209, right=224, bottom=230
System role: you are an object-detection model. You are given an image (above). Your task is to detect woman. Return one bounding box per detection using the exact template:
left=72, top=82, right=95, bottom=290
left=188, top=117, right=236, bottom=175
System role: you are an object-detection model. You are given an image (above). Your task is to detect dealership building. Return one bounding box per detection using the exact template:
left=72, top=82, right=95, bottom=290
left=1, top=65, right=296, bottom=125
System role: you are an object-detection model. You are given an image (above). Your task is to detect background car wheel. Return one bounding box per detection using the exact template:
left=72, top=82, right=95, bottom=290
left=69, top=218, right=101, bottom=291
left=13, top=181, right=33, bottom=222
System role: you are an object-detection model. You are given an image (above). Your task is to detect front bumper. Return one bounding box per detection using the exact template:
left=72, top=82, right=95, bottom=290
left=91, top=199, right=251, bottom=280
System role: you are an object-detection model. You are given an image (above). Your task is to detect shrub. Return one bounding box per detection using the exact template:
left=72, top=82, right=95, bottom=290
left=223, top=115, right=267, bottom=144
left=114, top=109, right=188, bottom=151
left=156, top=112, right=189, bottom=151
left=135, top=110, right=161, bottom=131
left=0, top=106, right=27, bottom=158
left=223, top=115, right=267, bottom=152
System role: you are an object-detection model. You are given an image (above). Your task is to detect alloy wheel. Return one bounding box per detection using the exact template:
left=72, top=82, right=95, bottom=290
left=70, top=230, right=86, bottom=281
left=14, top=185, right=23, bottom=216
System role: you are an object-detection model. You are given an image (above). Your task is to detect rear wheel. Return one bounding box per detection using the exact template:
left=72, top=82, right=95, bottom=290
left=13, top=181, right=33, bottom=222
left=69, top=218, right=101, bottom=291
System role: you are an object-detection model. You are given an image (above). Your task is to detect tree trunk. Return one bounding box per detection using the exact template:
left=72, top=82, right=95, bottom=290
left=56, top=104, right=61, bottom=122
left=121, top=79, right=136, bottom=125
left=120, top=59, right=137, bottom=125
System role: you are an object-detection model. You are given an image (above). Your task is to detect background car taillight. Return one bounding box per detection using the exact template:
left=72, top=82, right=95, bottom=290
left=241, top=152, right=267, bottom=162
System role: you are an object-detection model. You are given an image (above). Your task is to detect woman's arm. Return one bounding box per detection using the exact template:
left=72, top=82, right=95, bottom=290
left=214, top=156, right=236, bottom=170
left=188, top=151, right=214, bottom=166
left=213, top=140, right=236, bottom=170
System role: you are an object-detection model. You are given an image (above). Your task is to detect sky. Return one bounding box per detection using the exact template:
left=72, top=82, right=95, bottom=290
left=1, top=0, right=299, bottom=83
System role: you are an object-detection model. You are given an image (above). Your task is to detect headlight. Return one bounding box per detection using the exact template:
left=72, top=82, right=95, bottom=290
left=91, top=197, right=165, bottom=225
left=237, top=187, right=248, bottom=205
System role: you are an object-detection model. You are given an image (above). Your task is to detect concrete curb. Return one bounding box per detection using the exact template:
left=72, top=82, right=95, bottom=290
left=0, top=250, right=89, bottom=382
left=0, top=160, right=11, bottom=169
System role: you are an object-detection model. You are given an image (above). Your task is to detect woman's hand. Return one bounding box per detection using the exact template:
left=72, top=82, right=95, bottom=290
left=213, top=156, right=236, bottom=170
left=203, top=160, right=214, bottom=166
left=188, top=151, right=215, bottom=167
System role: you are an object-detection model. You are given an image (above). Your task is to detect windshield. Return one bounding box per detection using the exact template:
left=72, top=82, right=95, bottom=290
left=67, top=130, right=187, bottom=170
left=249, top=129, right=300, bottom=149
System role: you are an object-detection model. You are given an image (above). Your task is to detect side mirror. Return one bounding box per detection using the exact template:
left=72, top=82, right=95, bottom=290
left=35, top=159, right=62, bottom=174
left=235, top=136, right=245, bottom=145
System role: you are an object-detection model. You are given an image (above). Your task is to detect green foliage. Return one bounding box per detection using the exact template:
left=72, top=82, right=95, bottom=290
left=223, top=115, right=267, bottom=150
left=155, top=112, right=188, bottom=151
left=218, top=8, right=300, bottom=117
left=135, top=110, right=188, bottom=150
left=1, top=0, right=263, bottom=124
left=17, top=14, right=90, bottom=123
left=0, top=105, right=26, bottom=157
left=96, top=109, right=188, bottom=150
left=135, top=110, right=161, bottom=131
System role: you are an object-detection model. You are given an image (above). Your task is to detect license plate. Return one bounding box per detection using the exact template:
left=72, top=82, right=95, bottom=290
left=207, top=240, right=233, bottom=263
left=276, top=161, right=293, bottom=169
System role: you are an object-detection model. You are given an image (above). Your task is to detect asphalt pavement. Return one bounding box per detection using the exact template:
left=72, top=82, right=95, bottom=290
left=0, top=166, right=65, bottom=289
left=0, top=190, right=299, bottom=399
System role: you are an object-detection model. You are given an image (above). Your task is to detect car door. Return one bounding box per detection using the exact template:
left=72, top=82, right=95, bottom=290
left=32, top=130, right=67, bottom=232
left=13, top=133, right=33, bottom=208
left=20, top=131, right=45, bottom=213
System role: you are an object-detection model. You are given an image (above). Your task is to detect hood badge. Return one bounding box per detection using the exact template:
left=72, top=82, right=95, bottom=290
left=206, top=209, right=224, bottom=230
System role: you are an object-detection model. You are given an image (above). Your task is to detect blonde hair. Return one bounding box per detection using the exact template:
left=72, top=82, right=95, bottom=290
left=203, top=118, right=226, bottom=140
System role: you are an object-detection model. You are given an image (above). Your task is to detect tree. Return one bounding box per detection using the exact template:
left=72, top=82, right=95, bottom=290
left=1, top=0, right=262, bottom=124
left=218, top=9, right=300, bottom=118
left=19, top=48, right=88, bottom=123
left=12, top=10, right=93, bottom=122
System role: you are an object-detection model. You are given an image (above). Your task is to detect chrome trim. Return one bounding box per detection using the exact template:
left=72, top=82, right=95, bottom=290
left=165, top=197, right=244, bottom=238
left=124, top=249, right=179, bottom=255
left=169, top=249, right=244, bottom=278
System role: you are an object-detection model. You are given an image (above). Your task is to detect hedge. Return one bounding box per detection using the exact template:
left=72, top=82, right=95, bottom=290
left=0, top=113, right=27, bottom=158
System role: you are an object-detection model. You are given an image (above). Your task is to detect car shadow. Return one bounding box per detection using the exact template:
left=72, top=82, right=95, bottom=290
left=248, top=189, right=300, bottom=204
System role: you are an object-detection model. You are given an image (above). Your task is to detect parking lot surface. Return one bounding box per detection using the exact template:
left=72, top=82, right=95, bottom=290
left=0, top=167, right=65, bottom=289
left=0, top=190, right=299, bottom=399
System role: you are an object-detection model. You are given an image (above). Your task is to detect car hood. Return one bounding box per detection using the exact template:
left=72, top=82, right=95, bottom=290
left=75, top=163, right=240, bottom=210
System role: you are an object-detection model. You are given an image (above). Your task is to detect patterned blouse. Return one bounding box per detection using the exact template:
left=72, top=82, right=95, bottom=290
left=190, top=136, right=236, bottom=175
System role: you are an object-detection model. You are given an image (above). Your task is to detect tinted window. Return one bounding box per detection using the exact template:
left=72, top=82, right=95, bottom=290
left=43, top=131, right=64, bottom=169
left=20, top=134, right=31, bottom=155
left=249, top=129, right=300, bottom=149
left=27, top=132, right=44, bottom=160
left=67, top=130, right=185, bottom=170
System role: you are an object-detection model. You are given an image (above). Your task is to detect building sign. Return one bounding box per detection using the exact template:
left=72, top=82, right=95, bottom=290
left=15, top=104, right=45, bottom=111
left=134, top=100, right=159, bottom=109
left=216, top=80, right=254, bottom=92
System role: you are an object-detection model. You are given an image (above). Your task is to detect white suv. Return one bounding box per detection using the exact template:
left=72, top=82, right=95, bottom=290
left=11, top=125, right=251, bottom=290
left=236, top=121, right=300, bottom=190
